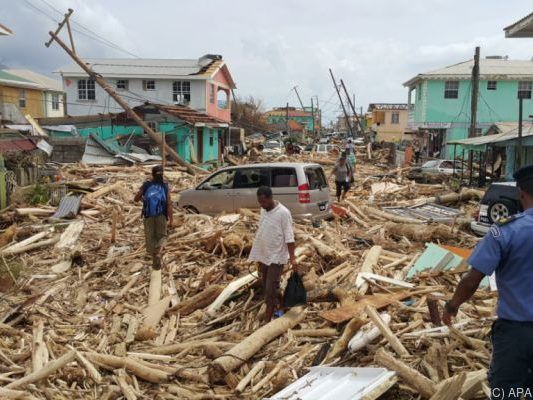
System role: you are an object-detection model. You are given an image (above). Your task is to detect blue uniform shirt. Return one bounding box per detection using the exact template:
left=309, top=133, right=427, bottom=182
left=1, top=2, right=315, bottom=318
left=468, top=208, right=533, bottom=321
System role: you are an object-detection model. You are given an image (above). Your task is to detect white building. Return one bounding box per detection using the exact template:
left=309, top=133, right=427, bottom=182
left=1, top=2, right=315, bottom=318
left=6, top=69, right=65, bottom=118
left=56, top=54, right=236, bottom=122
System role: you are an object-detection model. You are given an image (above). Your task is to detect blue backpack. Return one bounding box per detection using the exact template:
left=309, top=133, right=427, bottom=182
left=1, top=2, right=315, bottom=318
left=143, top=183, right=167, bottom=218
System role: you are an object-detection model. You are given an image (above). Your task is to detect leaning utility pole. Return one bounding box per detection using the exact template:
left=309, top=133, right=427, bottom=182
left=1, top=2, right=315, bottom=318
left=310, top=98, right=315, bottom=137
left=518, top=96, right=524, bottom=169
left=292, top=86, right=305, bottom=110
left=46, top=10, right=201, bottom=175
left=285, top=102, right=289, bottom=133
left=329, top=69, right=353, bottom=137
left=340, top=79, right=364, bottom=135
left=469, top=46, right=480, bottom=138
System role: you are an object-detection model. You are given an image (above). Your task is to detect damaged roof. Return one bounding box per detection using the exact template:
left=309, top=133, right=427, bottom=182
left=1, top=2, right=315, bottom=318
left=57, top=55, right=231, bottom=81
left=0, top=137, right=38, bottom=154
left=132, top=103, right=229, bottom=127
left=368, top=103, right=409, bottom=111
left=504, top=12, right=533, bottom=38
left=0, top=70, right=43, bottom=89
left=5, top=69, right=63, bottom=92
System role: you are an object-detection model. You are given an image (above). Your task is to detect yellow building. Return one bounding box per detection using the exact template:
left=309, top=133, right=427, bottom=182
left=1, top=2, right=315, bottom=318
left=367, top=103, right=409, bottom=142
left=0, top=70, right=45, bottom=123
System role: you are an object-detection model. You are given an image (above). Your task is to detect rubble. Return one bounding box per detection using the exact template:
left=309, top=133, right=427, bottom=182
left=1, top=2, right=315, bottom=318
left=0, top=151, right=494, bottom=399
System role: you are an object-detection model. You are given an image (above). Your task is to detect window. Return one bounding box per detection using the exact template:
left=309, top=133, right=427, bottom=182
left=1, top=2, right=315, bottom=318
left=210, top=84, right=215, bottom=104
left=518, top=81, right=532, bottom=99
left=217, top=89, right=229, bottom=109
left=234, top=168, right=269, bottom=189
left=78, top=79, right=96, bottom=100
left=200, top=169, right=236, bottom=190
left=391, top=112, right=400, bottom=124
left=146, top=121, right=158, bottom=132
left=444, top=81, right=459, bottom=99
left=271, top=168, right=298, bottom=188
left=487, top=81, right=497, bottom=90
left=51, top=93, right=60, bottom=110
left=172, top=81, right=191, bottom=104
left=18, top=89, right=26, bottom=108
left=305, top=166, right=327, bottom=190
left=116, top=80, right=129, bottom=90
left=143, top=80, right=155, bottom=91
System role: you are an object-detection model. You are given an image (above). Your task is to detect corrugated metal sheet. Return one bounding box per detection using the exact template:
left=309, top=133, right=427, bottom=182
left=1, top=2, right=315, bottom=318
left=266, top=367, right=396, bottom=400
left=51, top=195, right=82, bottom=219
left=81, top=135, right=125, bottom=165
left=383, top=203, right=463, bottom=222
left=143, top=104, right=228, bottom=126
left=0, top=138, right=37, bottom=154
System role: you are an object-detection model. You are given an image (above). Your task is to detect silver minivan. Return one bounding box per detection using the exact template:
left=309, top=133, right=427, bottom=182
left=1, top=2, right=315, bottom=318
left=178, top=162, right=331, bottom=219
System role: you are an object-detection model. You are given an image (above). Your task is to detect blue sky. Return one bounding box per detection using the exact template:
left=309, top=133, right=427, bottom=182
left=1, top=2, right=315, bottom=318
left=1, top=0, right=532, bottom=123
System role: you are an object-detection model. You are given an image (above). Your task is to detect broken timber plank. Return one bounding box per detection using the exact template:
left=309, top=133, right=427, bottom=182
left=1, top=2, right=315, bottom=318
left=365, top=306, right=409, bottom=357
left=356, top=246, right=382, bottom=295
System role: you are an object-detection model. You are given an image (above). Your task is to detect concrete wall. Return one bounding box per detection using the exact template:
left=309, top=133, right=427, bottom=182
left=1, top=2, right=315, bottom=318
left=372, top=109, right=408, bottom=142
left=62, top=77, right=207, bottom=116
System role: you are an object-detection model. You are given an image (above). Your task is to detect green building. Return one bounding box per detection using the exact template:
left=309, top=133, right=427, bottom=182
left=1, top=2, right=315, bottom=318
left=404, top=57, right=533, bottom=159
left=264, top=107, right=315, bottom=132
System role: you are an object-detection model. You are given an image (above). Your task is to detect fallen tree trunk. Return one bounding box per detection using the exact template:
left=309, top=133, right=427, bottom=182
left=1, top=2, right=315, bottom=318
left=209, top=306, right=305, bottom=382
left=0, top=388, right=38, bottom=400
left=361, top=206, right=423, bottom=224
left=206, top=273, right=257, bottom=316
left=384, top=222, right=455, bottom=241
left=168, top=285, right=224, bottom=316
left=374, top=348, right=436, bottom=398
left=84, top=353, right=170, bottom=383
left=356, top=246, right=382, bottom=295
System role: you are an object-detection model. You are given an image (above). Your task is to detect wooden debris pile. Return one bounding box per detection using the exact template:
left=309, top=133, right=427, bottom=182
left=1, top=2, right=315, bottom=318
left=0, top=160, right=493, bottom=399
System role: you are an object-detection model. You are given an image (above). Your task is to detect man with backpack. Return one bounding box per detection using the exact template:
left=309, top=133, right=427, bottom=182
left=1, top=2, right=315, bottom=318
left=134, top=165, right=173, bottom=270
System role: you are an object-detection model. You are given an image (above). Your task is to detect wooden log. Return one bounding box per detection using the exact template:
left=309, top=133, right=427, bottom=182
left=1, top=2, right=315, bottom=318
left=31, top=319, right=48, bottom=372
left=1, top=237, right=59, bottom=256
left=147, top=340, right=235, bottom=355
left=251, top=361, right=282, bottom=394
left=6, top=350, right=76, bottom=389
left=148, top=269, right=161, bottom=306
left=84, top=353, right=169, bottom=383
left=384, top=222, right=454, bottom=241
left=168, top=285, right=224, bottom=316
left=362, top=206, right=423, bottom=224
left=356, top=246, right=382, bottom=295
left=15, top=208, right=54, bottom=216
left=234, top=360, right=265, bottom=394
left=365, top=306, right=409, bottom=357
left=1, top=229, right=52, bottom=255
left=429, top=372, right=466, bottom=400
left=374, top=348, right=436, bottom=399
left=55, top=221, right=84, bottom=251
left=68, top=347, right=102, bottom=383
left=359, top=272, right=415, bottom=289
left=0, top=388, right=38, bottom=400
left=115, top=369, right=137, bottom=400
left=85, top=182, right=124, bottom=201
left=136, top=296, right=171, bottom=341
left=209, top=306, right=305, bottom=382
left=291, top=328, right=338, bottom=337
left=206, top=274, right=256, bottom=316
left=324, top=317, right=366, bottom=363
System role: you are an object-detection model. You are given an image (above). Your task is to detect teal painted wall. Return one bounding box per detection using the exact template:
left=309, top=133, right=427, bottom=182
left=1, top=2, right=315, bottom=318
left=413, top=79, right=533, bottom=157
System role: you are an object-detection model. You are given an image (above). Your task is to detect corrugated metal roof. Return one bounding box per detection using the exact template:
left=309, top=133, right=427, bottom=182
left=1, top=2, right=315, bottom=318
left=265, top=109, right=312, bottom=118
left=504, top=12, right=533, bottom=38
left=5, top=69, right=63, bottom=92
left=51, top=196, right=82, bottom=220
left=404, top=58, right=533, bottom=87
left=266, top=367, right=396, bottom=400
left=448, top=121, right=533, bottom=148
left=0, top=138, right=38, bottom=154
left=57, top=56, right=218, bottom=79
left=368, top=103, right=409, bottom=111
left=132, top=103, right=229, bottom=126
left=0, top=70, right=43, bottom=89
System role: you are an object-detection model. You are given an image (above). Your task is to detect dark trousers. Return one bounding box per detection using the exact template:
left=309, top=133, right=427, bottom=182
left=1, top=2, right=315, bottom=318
left=490, top=319, right=533, bottom=399
left=260, top=263, right=283, bottom=314
left=335, top=180, right=350, bottom=200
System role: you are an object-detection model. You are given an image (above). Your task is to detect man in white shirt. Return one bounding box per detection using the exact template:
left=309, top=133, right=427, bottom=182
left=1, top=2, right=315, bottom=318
left=249, top=186, right=298, bottom=322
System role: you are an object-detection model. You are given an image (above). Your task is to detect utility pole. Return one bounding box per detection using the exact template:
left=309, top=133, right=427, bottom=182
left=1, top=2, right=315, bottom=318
left=292, top=86, right=305, bottom=110
left=469, top=46, right=480, bottom=138
left=329, top=68, right=353, bottom=137
left=310, top=97, right=315, bottom=138
left=285, top=102, right=289, bottom=133
left=518, top=96, right=523, bottom=169
left=340, top=79, right=364, bottom=134
left=46, top=10, right=200, bottom=175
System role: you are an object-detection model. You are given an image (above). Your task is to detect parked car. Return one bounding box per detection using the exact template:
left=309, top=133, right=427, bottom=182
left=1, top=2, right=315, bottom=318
left=318, top=137, right=329, bottom=144
left=313, top=144, right=340, bottom=155
left=419, top=160, right=463, bottom=175
left=262, top=140, right=284, bottom=155
left=302, top=144, right=315, bottom=153
left=470, top=181, right=521, bottom=236
left=178, top=163, right=331, bottom=220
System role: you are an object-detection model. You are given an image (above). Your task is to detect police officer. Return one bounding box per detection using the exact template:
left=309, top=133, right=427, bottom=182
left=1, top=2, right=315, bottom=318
left=443, top=164, right=533, bottom=399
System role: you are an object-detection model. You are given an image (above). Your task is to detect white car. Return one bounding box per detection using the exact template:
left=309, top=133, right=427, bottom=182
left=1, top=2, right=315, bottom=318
left=313, top=144, right=340, bottom=155
left=262, top=140, right=284, bottom=155
left=420, top=160, right=463, bottom=175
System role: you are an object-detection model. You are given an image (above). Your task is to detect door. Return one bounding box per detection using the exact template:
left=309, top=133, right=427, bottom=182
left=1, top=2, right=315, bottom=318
left=232, top=167, right=271, bottom=210
left=193, top=168, right=237, bottom=214
left=197, top=127, right=204, bottom=163
left=270, top=167, right=299, bottom=210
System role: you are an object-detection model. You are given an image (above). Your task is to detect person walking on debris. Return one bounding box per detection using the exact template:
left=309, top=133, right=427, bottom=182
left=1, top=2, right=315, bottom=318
left=134, top=165, right=173, bottom=270
left=331, top=154, right=353, bottom=202
left=443, top=164, right=533, bottom=400
left=345, top=139, right=357, bottom=172
left=249, top=186, right=298, bottom=322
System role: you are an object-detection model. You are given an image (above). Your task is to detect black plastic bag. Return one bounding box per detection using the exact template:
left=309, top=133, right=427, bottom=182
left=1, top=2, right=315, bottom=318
left=283, top=271, right=307, bottom=308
